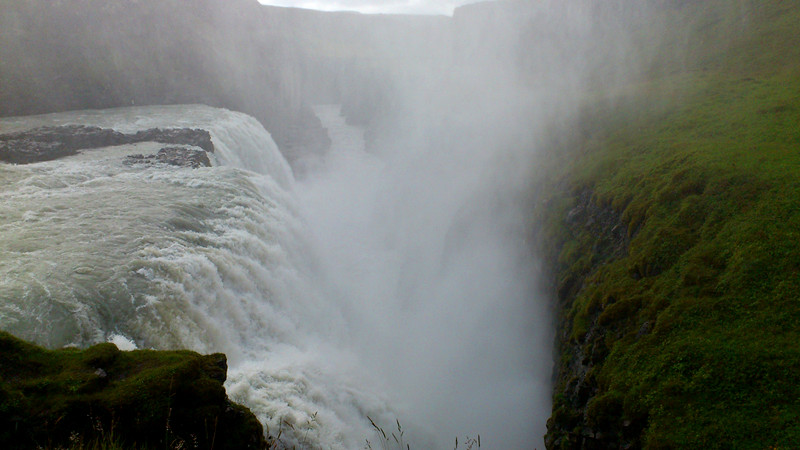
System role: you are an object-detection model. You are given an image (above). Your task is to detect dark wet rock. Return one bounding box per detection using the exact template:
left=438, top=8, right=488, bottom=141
left=0, top=126, right=123, bottom=163
left=540, top=190, right=642, bottom=450
left=125, top=147, right=212, bottom=168
left=566, top=190, right=631, bottom=263
left=637, top=321, right=652, bottom=338
left=0, top=126, right=214, bottom=164
left=132, top=128, right=214, bottom=153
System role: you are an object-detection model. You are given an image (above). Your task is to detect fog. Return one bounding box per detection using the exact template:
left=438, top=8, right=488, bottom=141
left=0, top=0, right=663, bottom=447
left=296, top=99, right=551, bottom=447
left=286, top=1, right=659, bottom=446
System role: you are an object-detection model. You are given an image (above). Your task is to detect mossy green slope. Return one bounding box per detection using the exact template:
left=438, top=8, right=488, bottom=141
left=0, top=331, right=267, bottom=450
left=537, top=0, right=800, bottom=448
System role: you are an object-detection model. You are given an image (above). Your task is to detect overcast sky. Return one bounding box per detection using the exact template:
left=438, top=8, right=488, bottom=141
left=256, top=0, right=492, bottom=16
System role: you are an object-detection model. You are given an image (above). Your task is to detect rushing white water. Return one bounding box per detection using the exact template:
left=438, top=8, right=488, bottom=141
left=0, top=104, right=552, bottom=448
left=298, top=105, right=553, bottom=448
left=0, top=105, right=380, bottom=447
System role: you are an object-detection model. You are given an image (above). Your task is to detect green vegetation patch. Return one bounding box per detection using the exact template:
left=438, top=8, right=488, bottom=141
left=0, top=331, right=267, bottom=450
left=537, top=1, right=800, bottom=448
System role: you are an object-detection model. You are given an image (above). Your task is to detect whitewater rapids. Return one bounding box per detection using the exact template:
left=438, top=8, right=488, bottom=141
left=0, top=104, right=552, bottom=448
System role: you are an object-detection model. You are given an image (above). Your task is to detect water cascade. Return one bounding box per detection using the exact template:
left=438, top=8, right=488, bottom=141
left=0, top=104, right=552, bottom=448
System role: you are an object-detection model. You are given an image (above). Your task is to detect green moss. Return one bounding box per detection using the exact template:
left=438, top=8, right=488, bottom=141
left=0, top=332, right=267, bottom=450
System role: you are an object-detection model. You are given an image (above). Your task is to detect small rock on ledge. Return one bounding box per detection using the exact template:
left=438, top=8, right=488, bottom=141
left=125, top=146, right=212, bottom=168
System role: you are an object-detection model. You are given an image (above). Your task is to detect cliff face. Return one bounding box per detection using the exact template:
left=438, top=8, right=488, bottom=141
left=533, top=1, right=800, bottom=447
left=536, top=189, right=646, bottom=449
left=0, top=0, right=454, bottom=168
left=0, top=0, right=331, bottom=164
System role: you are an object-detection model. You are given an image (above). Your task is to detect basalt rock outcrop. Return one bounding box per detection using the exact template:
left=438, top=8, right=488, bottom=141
left=125, top=146, right=212, bottom=169
left=0, top=126, right=214, bottom=164
left=540, top=190, right=643, bottom=450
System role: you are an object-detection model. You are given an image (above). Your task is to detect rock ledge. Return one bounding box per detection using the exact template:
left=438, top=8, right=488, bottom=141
left=0, top=125, right=214, bottom=164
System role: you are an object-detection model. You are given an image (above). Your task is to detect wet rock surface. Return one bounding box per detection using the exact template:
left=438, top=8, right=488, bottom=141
left=125, top=146, right=212, bottom=168
left=542, top=190, right=642, bottom=450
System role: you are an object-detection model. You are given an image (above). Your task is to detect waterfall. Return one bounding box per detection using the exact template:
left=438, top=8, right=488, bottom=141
left=0, top=104, right=552, bottom=448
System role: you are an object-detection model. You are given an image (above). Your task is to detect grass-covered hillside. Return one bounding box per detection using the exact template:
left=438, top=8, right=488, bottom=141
left=0, top=332, right=267, bottom=450
left=536, top=0, right=800, bottom=448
